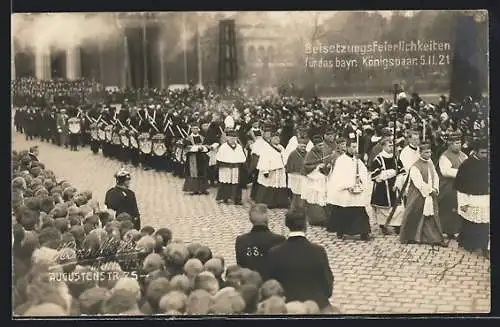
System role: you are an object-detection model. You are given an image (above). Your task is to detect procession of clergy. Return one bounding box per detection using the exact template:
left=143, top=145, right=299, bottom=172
left=199, top=116, right=489, bottom=257
left=14, top=92, right=489, bottom=259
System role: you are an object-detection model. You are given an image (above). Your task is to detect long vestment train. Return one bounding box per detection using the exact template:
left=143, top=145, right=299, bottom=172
left=399, top=157, right=444, bottom=244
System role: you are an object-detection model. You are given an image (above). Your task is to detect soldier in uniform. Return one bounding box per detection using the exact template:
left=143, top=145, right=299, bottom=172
left=138, top=106, right=153, bottom=170
left=14, top=106, right=24, bottom=133
left=101, top=106, right=113, bottom=157
left=80, top=107, right=91, bottom=148
left=57, top=109, right=69, bottom=148
left=67, top=109, right=81, bottom=151
left=24, top=107, right=36, bottom=141
left=47, top=107, right=58, bottom=144
left=33, top=107, right=43, bottom=139
left=115, top=106, right=129, bottom=163
left=40, top=108, right=51, bottom=142
left=128, top=108, right=141, bottom=167
left=151, top=106, right=169, bottom=172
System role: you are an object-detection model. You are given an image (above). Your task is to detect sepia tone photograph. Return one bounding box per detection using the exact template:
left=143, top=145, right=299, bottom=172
left=11, top=10, right=489, bottom=317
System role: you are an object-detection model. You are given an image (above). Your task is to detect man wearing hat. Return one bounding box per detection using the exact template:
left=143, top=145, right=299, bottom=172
left=249, top=123, right=273, bottom=201
left=301, top=129, right=337, bottom=226
left=455, top=137, right=489, bottom=258
left=326, top=135, right=371, bottom=241
left=399, top=141, right=447, bottom=246
left=370, top=137, right=406, bottom=235
left=201, top=115, right=222, bottom=187
left=437, top=132, right=468, bottom=240
left=182, top=122, right=210, bottom=195
left=104, top=169, right=141, bottom=230
left=57, top=109, right=69, bottom=148
left=285, top=129, right=309, bottom=212
left=67, top=110, right=81, bottom=151
left=252, top=129, right=289, bottom=209
left=215, top=130, right=246, bottom=204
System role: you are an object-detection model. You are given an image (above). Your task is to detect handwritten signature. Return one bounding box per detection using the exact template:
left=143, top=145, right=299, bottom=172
left=50, top=238, right=147, bottom=271
left=371, top=245, right=466, bottom=282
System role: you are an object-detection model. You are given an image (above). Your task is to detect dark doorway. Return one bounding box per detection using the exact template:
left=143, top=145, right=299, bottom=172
left=50, top=48, right=66, bottom=79
left=80, top=44, right=101, bottom=81
left=14, top=50, right=35, bottom=78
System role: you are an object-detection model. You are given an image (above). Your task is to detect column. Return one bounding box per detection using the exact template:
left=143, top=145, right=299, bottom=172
left=11, top=38, right=15, bottom=80
left=35, top=48, right=51, bottom=80
left=66, top=47, right=81, bottom=80
left=159, top=39, right=165, bottom=89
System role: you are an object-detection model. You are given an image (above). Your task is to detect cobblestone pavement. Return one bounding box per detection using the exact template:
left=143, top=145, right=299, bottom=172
left=12, top=132, right=491, bottom=315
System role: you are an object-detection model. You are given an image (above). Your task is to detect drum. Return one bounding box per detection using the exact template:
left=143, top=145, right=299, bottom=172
left=130, top=134, right=139, bottom=149
left=98, top=125, right=106, bottom=141
left=120, top=129, right=129, bottom=147
left=104, top=126, right=113, bottom=142
left=112, top=130, right=121, bottom=145
left=138, top=133, right=152, bottom=154
left=90, top=124, right=98, bottom=140
left=68, top=118, right=81, bottom=134
left=152, top=133, right=167, bottom=156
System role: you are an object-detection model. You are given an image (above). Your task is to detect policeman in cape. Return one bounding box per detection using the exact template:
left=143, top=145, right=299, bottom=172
left=104, top=168, right=141, bottom=230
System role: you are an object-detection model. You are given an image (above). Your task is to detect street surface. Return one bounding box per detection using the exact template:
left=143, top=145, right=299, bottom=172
left=12, top=132, right=491, bottom=315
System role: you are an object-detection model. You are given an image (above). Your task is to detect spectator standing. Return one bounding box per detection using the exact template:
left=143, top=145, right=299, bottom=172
left=267, top=211, right=334, bottom=312
left=235, top=204, right=285, bottom=280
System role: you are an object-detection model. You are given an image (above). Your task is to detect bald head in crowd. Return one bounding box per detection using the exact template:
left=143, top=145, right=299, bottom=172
left=249, top=204, right=268, bottom=226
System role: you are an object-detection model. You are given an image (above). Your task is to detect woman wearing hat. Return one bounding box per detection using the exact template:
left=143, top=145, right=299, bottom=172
left=104, top=168, right=141, bottom=230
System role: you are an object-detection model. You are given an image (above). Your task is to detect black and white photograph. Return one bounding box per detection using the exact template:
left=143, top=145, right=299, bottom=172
left=11, top=10, right=490, bottom=317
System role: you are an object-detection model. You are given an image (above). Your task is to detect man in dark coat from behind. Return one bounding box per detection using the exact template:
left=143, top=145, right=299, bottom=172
left=267, top=210, right=334, bottom=312
left=235, top=204, right=285, bottom=280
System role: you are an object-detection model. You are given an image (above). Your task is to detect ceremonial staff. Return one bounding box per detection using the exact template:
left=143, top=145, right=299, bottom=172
left=384, top=105, right=424, bottom=229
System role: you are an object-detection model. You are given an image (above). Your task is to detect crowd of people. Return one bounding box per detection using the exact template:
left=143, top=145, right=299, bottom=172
left=12, top=147, right=338, bottom=315
left=11, top=77, right=490, bottom=316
